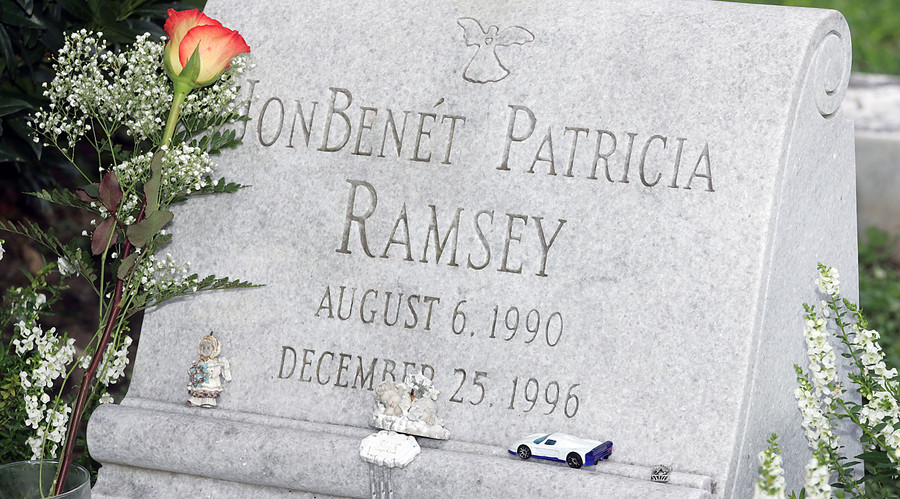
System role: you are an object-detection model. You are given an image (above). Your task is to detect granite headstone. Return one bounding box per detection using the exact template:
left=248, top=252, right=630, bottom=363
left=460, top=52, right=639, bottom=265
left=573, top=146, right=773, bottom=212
left=88, top=1, right=859, bottom=497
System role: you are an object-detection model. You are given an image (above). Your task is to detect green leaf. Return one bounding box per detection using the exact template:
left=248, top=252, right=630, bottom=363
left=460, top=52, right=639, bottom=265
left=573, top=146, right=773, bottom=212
left=0, top=1, right=47, bottom=29
left=91, top=217, right=118, bottom=255
left=80, top=183, right=100, bottom=199
left=856, top=451, right=893, bottom=464
left=195, top=128, right=243, bottom=155
left=172, top=177, right=246, bottom=203
left=0, top=219, right=64, bottom=255
left=140, top=274, right=261, bottom=311
left=28, top=188, right=91, bottom=210
left=7, top=116, right=39, bottom=158
left=143, top=151, right=163, bottom=216
left=0, top=26, right=16, bottom=79
left=126, top=210, right=173, bottom=248
left=0, top=140, right=26, bottom=162
left=117, top=253, right=139, bottom=280
left=86, top=0, right=101, bottom=17
left=13, top=0, right=34, bottom=16
left=63, top=243, right=98, bottom=289
left=152, top=232, right=173, bottom=248
left=0, top=96, right=31, bottom=117
left=181, top=45, right=203, bottom=84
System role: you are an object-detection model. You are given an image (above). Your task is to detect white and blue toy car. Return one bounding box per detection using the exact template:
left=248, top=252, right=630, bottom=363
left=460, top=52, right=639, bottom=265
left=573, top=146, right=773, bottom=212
left=508, top=433, right=613, bottom=469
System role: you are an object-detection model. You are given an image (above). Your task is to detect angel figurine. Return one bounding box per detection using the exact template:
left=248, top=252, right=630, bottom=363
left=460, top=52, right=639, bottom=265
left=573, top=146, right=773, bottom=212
left=187, top=332, right=232, bottom=408
left=457, top=18, right=534, bottom=83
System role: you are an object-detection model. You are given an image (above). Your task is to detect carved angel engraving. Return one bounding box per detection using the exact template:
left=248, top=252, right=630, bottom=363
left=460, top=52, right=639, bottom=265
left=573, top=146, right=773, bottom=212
left=457, top=18, right=534, bottom=83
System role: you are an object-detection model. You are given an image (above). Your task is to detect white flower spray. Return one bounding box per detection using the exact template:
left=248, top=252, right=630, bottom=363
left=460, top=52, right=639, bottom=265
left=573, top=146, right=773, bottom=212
left=803, top=445, right=832, bottom=499
left=755, top=264, right=900, bottom=498
left=754, top=434, right=786, bottom=499
left=7, top=288, right=76, bottom=460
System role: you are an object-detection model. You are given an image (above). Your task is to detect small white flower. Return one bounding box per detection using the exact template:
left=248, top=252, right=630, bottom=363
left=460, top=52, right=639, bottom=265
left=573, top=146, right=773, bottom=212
left=815, top=265, right=840, bottom=297
left=753, top=435, right=787, bottom=499
left=57, top=257, right=76, bottom=276
left=0, top=239, right=5, bottom=261
left=803, top=451, right=832, bottom=499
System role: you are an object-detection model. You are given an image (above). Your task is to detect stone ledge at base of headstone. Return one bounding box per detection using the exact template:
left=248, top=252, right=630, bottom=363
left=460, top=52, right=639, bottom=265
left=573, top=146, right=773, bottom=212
left=88, top=465, right=336, bottom=499
left=88, top=401, right=713, bottom=499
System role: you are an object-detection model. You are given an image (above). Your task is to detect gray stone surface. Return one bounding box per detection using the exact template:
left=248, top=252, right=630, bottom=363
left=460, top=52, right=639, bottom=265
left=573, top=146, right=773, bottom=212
left=846, top=74, right=900, bottom=259
left=89, top=1, right=859, bottom=497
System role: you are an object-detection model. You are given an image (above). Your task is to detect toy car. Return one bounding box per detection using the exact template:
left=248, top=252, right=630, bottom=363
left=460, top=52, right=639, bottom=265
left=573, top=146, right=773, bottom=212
left=508, top=433, right=613, bottom=469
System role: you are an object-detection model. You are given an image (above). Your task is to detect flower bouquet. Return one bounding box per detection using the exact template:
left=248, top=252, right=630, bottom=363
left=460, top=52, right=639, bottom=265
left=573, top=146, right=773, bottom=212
left=1, top=8, right=253, bottom=495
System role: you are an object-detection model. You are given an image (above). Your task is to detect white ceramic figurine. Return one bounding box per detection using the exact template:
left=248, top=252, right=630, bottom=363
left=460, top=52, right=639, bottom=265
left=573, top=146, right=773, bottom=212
left=187, top=332, right=232, bottom=408
left=371, top=374, right=448, bottom=439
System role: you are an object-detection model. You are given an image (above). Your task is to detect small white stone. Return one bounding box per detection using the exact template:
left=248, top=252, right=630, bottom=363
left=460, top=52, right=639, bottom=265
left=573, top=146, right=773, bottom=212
left=359, top=430, right=420, bottom=468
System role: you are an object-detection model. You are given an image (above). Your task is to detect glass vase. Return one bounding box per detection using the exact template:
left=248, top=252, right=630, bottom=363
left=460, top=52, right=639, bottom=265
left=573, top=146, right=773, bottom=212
left=0, top=460, right=90, bottom=498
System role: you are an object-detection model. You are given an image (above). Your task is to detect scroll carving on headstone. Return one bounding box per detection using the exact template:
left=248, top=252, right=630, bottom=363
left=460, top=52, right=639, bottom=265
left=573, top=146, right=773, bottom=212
left=811, top=30, right=851, bottom=118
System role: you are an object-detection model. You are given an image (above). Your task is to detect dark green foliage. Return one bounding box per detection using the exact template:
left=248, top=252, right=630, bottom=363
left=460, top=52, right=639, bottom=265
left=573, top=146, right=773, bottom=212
left=196, top=127, right=242, bottom=156
left=129, top=274, right=258, bottom=314
left=170, top=176, right=245, bottom=204
left=29, top=188, right=93, bottom=210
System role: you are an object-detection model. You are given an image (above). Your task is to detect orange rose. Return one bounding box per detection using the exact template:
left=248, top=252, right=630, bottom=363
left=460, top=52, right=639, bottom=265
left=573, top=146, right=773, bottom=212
left=164, top=9, right=250, bottom=88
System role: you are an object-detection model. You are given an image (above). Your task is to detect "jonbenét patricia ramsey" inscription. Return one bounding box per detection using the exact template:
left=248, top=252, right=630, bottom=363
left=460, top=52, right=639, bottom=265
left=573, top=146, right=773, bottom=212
left=238, top=83, right=715, bottom=192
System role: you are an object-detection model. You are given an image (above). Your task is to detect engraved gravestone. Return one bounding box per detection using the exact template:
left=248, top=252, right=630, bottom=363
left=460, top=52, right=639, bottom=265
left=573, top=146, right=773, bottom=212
left=88, top=1, right=859, bottom=498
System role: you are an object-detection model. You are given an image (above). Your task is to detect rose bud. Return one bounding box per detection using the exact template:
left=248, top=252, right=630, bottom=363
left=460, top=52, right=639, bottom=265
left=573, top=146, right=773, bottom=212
left=164, top=9, right=250, bottom=88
